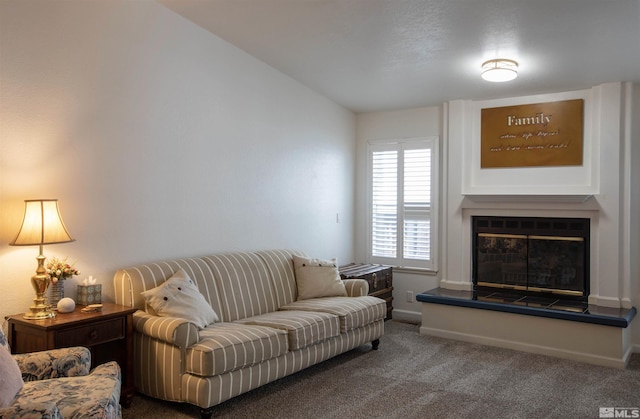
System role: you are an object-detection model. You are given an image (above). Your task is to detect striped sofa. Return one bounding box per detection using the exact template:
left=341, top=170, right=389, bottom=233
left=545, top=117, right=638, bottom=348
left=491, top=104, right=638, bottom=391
left=113, top=249, right=386, bottom=418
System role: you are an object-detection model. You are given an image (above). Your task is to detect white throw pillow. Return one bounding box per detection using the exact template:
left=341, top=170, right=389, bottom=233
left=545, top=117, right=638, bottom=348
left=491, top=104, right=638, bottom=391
left=0, top=346, right=22, bottom=408
left=293, top=255, right=347, bottom=300
left=141, top=269, right=219, bottom=329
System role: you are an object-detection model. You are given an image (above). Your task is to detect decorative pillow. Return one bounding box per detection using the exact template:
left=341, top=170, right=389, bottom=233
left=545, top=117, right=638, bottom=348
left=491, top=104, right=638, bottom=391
left=141, top=269, right=219, bottom=329
left=293, top=255, right=347, bottom=300
left=0, top=346, right=22, bottom=408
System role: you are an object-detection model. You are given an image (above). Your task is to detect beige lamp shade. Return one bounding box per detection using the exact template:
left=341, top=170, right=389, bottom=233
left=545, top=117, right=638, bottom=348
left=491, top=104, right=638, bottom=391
left=11, top=199, right=74, bottom=246
left=10, top=199, right=75, bottom=319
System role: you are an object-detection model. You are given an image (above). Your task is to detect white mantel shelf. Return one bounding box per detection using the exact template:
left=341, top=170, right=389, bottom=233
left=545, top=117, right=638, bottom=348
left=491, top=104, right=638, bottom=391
left=463, top=194, right=594, bottom=204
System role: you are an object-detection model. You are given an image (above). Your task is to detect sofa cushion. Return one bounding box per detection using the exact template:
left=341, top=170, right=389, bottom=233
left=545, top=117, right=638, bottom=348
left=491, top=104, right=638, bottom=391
left=235, top=310, right=340, bottom=350
left=293, top=255, right=347, bottom=300
left=203, top=252, right=279, bottom=321
left=279, top=296, right=387, bottom=333
left=141, top=269, right=219, bottom=329
left=115, top=258, right=223, bottom=314
left=187, top=323, right=289, bottom=376
left=255, top=249, right=304, bottom=308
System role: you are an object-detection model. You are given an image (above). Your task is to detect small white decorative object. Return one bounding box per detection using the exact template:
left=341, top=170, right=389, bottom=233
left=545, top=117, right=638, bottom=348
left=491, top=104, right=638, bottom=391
left=57, top=297, right=76, bottom=313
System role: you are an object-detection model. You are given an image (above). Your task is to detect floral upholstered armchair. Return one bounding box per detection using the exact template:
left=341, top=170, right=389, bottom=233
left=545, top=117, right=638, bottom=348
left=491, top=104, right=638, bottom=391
left=0, top=327, right=122, bottom=419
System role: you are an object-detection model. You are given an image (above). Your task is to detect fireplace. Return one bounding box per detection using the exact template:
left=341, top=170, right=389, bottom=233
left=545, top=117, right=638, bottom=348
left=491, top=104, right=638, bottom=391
left=419, top=211, right=634, bottom=368
left=472, top=216, right=589, bottom=300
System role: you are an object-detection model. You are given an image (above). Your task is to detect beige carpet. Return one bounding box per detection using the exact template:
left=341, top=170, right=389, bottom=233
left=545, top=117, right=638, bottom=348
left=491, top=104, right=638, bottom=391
left=123, top=320, right=640, bottom=419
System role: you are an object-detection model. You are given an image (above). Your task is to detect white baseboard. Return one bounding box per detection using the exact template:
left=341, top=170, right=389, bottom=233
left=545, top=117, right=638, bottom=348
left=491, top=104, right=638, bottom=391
left=391, top=309, right=421, bottom=324
left=420, top=325, right=631, bottom=369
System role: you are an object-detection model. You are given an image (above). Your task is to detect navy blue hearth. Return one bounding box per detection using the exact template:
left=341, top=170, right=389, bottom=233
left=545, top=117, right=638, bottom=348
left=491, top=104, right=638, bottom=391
left=416, top=288, right=636, bottom=328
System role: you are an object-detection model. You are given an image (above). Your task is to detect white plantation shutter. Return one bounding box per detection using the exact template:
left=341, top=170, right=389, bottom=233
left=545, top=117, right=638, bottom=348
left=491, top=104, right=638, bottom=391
left=403, top=147, right=431, bottom=261
left=371, top=150, right=397, bottom=258
left=369, top=138, right=437, bottom=269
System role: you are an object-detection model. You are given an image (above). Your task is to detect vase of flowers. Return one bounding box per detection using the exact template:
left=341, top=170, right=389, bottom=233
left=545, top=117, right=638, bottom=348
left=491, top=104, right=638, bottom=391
left=46, top=257, right=79, bottom=309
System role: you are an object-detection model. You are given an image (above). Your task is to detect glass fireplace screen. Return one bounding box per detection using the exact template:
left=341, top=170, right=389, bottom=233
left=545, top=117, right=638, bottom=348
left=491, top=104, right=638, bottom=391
left=473, top=217, right=589, bottom=297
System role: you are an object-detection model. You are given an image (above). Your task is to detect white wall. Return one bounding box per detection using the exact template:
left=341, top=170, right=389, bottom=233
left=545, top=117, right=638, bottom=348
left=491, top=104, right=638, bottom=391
left=355, top=107, right=442, bottom=323
left=0, top=0, right=356, bottom=324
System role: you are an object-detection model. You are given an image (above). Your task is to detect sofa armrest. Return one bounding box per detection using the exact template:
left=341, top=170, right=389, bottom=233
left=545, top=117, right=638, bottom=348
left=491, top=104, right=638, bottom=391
left=133, top=310, right=200, bottom=348
left=13, top=346, right=91, bottom=382
left=343, top=278, right=369, bottom=297
left=90, top=360, right=122, bottom=379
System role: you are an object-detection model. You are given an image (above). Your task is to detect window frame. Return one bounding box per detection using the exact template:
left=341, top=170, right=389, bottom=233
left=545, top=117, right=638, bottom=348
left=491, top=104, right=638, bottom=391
left=366, top=136, right=439, bottom=271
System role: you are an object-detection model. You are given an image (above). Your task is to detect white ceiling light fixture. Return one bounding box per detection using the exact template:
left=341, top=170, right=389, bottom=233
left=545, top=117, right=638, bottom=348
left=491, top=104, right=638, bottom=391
left=481, top=58, right=518, bottom=82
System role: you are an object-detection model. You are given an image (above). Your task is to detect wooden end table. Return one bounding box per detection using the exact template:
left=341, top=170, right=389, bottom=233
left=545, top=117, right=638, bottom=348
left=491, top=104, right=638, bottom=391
left=6, top=303, right=137, bottom=407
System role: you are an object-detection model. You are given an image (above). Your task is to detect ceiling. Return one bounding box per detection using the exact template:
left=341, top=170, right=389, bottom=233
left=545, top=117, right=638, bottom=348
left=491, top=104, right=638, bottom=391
left=157, top=0, right=640, bottom=113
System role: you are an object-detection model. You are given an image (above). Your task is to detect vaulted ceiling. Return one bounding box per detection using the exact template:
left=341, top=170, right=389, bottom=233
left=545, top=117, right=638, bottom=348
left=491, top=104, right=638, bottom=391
left=157, top=0, right=640, bottom=113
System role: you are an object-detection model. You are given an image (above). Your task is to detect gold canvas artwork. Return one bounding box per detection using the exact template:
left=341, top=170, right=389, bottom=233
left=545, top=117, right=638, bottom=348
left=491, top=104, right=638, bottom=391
left=480, top=99, right=584, bottom=168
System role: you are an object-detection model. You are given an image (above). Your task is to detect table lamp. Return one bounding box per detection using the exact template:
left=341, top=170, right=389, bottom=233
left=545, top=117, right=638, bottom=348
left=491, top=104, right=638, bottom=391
left=10, top=199, right=75, bottom=319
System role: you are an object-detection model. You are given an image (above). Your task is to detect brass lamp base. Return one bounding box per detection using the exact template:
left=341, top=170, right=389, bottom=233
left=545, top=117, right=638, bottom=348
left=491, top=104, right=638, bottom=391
left=23, top=254, right=56, bottom=320
left=24, top=304, right=56, bottom=320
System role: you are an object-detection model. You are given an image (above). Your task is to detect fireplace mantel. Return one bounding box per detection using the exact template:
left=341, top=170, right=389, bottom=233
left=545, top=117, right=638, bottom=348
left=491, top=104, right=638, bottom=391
left=463, top=194, right=593, bottom=204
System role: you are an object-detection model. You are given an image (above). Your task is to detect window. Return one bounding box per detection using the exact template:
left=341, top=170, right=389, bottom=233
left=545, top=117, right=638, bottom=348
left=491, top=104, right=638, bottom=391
left=368, top=137, right=438, bottom=270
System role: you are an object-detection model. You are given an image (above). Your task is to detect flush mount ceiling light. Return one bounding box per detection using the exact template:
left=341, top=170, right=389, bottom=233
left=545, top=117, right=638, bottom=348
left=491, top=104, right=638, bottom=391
left=481, top=58, right=518, bottom=82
